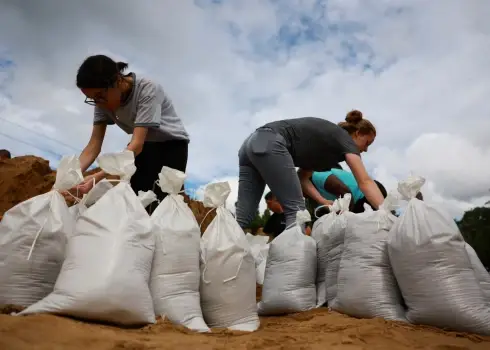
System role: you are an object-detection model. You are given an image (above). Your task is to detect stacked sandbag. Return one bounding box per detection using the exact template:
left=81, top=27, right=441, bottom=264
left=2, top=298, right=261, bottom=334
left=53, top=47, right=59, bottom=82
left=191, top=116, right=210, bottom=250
left=150, top=166, right=209, bottom=332
left=311, top=201, right=338, bottom=307
left=19, top=151, right=156, bottom=326
left=323, top=194, right=353, bottom=306
left=258, top=210, right=317, bottom=315
left=388, top=176, right=490, bottom=335
left=465, top=243, right=490, bottom=301
left=245, top=233, right=270, bottom=285
left=0, top=155, right=83, bottom=307
left=200, top=182, right=259, bottom=331
left=330, top=194, right=406, bottom=321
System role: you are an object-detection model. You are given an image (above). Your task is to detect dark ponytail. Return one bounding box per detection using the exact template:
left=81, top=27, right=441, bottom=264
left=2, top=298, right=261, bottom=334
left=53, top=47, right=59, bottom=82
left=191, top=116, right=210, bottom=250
left=76, top=54, right=129, bottom=89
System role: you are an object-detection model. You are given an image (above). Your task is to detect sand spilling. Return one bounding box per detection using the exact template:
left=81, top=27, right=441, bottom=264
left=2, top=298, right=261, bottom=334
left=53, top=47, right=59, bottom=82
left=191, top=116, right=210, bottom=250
left=1, top=155, right=490, bottom=349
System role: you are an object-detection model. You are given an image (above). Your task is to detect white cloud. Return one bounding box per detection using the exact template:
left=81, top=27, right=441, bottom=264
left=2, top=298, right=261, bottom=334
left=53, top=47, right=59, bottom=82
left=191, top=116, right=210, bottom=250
left=1, top=0, right=489, bottom=218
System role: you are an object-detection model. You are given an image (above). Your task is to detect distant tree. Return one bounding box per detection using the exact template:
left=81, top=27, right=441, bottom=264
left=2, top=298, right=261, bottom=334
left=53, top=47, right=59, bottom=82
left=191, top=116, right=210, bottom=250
left=262, top=208, right=271, bottom=222
left=457, top=206, right=490, bottom=268
left=246, top=209, right=271, bottom=234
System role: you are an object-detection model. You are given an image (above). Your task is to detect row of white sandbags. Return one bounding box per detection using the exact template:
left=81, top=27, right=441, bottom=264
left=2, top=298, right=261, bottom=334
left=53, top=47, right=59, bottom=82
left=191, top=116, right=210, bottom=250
left=313, top=177, right=490, bottom=335
left=0, top=151, right=259, bottom=332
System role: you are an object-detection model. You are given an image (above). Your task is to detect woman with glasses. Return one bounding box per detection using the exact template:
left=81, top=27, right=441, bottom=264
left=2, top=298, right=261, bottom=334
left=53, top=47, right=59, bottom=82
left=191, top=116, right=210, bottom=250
left=72, top=54, right=189, bottom=213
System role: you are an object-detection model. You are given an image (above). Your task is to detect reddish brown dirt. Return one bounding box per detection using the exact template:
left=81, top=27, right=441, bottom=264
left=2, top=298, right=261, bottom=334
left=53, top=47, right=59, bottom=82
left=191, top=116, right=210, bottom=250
left=1, top=155, right=490, bottom=349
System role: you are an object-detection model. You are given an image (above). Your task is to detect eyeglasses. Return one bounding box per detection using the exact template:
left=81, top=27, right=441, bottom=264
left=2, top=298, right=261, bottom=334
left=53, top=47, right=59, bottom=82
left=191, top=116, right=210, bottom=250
left=84, top=87, right=109, bottom=106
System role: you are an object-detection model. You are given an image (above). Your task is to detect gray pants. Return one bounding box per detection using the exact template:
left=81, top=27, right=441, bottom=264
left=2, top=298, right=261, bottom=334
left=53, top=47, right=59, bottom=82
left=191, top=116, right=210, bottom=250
left=235, top=128, right=305, bottom=229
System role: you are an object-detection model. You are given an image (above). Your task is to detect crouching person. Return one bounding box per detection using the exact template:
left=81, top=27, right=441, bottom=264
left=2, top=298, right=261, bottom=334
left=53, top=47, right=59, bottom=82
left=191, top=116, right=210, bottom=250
left=311, top=168, right=388, bottom=217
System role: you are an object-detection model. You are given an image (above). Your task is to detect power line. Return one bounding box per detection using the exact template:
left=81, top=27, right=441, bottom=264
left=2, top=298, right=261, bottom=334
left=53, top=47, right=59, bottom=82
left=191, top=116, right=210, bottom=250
left=0, top=131, right=64, bottom=160
left=0, top=115, right=81, bottom=152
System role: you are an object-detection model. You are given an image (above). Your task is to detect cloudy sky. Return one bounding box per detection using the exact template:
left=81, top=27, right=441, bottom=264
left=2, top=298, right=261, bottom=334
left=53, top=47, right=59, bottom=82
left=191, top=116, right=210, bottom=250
left=1, top=0, right=489, bottom=218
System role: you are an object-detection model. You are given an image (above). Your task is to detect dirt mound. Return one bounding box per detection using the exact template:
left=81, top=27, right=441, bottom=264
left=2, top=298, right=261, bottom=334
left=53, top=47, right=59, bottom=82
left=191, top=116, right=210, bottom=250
left=0, top=156, right=216, bottom=231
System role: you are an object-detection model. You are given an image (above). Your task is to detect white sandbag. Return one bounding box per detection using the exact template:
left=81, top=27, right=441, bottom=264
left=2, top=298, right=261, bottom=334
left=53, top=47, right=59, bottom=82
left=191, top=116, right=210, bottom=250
left=324, top=194, right=353, bottom=306
left=388, top=176, right=490, bottom=335
left=311, top=200, right=339, bottom=307
left=150, top=167, right=209, bottom=332
left=0, top=155, right=83, bottom=307
left=200, top=182, right=259, bottom=331
left=245, top=233, right=270, bottom=285
left=330, top=195, right=406, bottom=321
left=258, top=210, right=317, bottom=315
left=465, top=243, right=490, bottom=301
left=19, top=151, right=156, bottom=326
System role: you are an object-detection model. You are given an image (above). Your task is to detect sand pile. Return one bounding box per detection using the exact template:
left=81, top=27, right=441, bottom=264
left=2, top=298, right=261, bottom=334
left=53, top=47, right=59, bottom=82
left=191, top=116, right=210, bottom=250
left=1, top=155, right=490, bottom=349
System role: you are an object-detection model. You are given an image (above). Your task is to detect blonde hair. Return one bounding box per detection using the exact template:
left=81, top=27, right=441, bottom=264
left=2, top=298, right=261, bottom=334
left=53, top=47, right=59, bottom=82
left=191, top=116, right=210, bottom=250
left=338, top=110, right=376, bottom=136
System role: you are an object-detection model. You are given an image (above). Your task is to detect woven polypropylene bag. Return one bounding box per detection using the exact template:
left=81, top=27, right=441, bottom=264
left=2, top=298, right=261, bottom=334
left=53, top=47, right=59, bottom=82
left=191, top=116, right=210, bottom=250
left=388, top=176, right=490, bottom=335
left=258, top=210, right=317, bottom=315
left=199, top=182, right=259, bottom=331
left=0, top=155, right=83, bottom=308
left=330, top=201, right=406, bottom=321
left=150, top=167, right=209, bottom=332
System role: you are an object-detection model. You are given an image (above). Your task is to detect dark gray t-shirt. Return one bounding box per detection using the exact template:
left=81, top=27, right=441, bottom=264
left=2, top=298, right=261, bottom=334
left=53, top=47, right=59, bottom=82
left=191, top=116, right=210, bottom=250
left=262, top=117, right=360, bottom=171
left=93, top=73, right=189, bottom=143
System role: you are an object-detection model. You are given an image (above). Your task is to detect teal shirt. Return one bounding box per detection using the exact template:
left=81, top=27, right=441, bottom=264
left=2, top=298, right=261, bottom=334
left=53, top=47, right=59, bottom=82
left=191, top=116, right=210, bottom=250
left=311, top=168, right=365, bottom=203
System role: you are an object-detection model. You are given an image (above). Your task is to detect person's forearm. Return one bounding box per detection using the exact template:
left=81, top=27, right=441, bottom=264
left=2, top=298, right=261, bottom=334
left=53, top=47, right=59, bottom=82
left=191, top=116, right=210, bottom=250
left=79, top=145, right=101, bottom=173
left=126, top=140, right=144, bottom=157
left=301, top=179, right=332, bottom=205
left=359, top=179, right=384, bottom=210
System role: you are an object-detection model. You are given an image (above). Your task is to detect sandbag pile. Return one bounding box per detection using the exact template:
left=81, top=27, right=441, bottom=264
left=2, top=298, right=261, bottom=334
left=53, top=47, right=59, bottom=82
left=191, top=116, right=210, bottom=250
left=0, top=155, right=84, bottom=307
left=258, top=210, right=317, bottom=315
left=4, top=150, right=490, bottom=337
left=19, top=151, right=156, bottom=326
left=388, top=176, right=490, bottom=335
left=330, top=194, right=406, bottom=321
left=199, top=182, right=259, bottom=331
left=150, top=166, right=209, bottom=332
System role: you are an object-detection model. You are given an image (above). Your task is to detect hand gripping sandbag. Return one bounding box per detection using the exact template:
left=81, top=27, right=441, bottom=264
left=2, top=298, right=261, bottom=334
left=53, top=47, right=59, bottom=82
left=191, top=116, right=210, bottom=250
left=258, top=210, right=317, bottom=315
left=0, top=155, right=83, bottom=307
left=149, top=167, right=209, bottom=332
left=388, top=176, right=490, bottom=335
left=330, top=194, right=406, bottom=321
left=200, top=182, right=259, bottom=331
left=245, top=233, right=270, bottom=285
left=311, top=200, right=339, bottom=307
left=324, top=194, right=353, bottom=306
left=19, top=151, right=156, bottom=326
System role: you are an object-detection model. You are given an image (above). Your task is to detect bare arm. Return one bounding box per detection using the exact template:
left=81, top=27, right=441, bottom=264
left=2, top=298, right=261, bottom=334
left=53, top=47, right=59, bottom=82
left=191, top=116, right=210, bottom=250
left=345, top=153, right=384, bottom=209
left=80, top=124, right=107, bottom=173
left=126, top=127, right=148, bottom=156
left=298, top=169, right=333, bottom=206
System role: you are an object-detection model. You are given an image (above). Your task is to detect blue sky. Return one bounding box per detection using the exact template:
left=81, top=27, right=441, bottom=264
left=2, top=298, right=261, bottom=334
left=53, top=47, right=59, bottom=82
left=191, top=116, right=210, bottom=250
left=1, top=0, right=490, bottom=217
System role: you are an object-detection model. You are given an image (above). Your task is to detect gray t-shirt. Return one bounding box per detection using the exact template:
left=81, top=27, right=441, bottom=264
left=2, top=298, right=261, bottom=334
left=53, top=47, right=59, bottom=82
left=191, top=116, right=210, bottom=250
left=262, top=117, right=360, bottom=171
left=93, top=73, right=190, bottom=143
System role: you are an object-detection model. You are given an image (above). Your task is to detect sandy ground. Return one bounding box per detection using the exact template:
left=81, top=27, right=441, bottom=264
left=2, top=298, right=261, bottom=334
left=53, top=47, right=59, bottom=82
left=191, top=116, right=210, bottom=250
left=2, top=306, right=489, bottom=350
